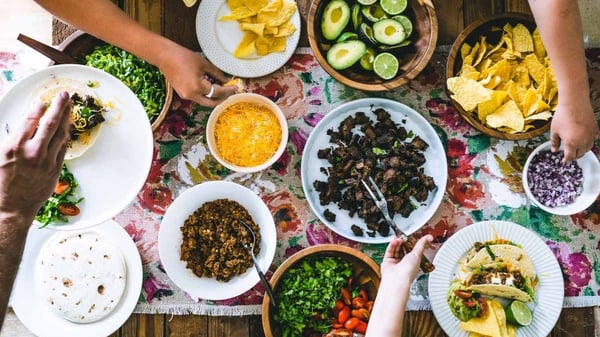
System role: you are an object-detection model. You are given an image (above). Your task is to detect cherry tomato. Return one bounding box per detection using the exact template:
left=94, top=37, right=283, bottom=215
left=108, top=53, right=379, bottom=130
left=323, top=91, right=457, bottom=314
left=351, top=297, right=365, bottom=309
left=344, top=317, right=360, bottom=330
left=364, top=300, right=374, bottom=312
left=334, top=300, right=345, bottom=311
left=332, top=322, right=343, bottom=329
left=54, top=181, right=70, bottom=195
left=341, top=287, right=352, bottom=305
left=463, top=298, right=477, bottom=308
left=360, top=289, right=369, bottom=301
left=477, top=297, right=487, bottom=317
left=58, top=204, right=80, bottom=216
left=453, top=289, right=473, bottom=299
left=337, top=306, right=350, bottom=324
left=351, top=308, right=370, bottom=320
left=355, top=320, right=368, bottom=334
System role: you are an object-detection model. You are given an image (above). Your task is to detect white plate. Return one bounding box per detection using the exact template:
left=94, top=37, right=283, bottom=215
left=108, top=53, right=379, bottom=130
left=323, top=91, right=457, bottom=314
left=196, top=0, right=301, bottom=78
left=0, top=64, right=153, bottom=230
left=301, top=98, right=448, bottom=244
left=522, top=141, right=600, bottom=216
left=429, top=220, right=564, bottom=337
left=158, top=181, right=277, bottom=300
left=10, top=220, right=143, bottom=337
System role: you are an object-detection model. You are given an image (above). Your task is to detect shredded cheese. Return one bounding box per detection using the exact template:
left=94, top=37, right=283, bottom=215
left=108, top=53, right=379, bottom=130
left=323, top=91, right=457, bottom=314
left=214, top=102, right=282, bottom=167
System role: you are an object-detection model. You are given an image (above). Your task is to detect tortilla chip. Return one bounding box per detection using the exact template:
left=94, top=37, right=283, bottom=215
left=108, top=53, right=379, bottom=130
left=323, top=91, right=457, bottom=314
left=241, top=0, right=269, bottom=11
left=460, top=299, right=503, bottom=337
left=461, top=43, right=473, bottom=60
left=486, top=100, right=525, bottom=131
left=227, top=0, right=245, bottom=10
left=512, top=23, right=534, bottom=53
left=257, top=1, right=296, bottom=27
left=219, top=6, right=256, bottom=20
left=532, top=28, right=546, bottom=60
left=478, top=91, right=508, bottom=122
left=240, top=22, right=265, bottom=36
left=523, top=53, right=546, bottom=85
left=275, top=20, right=296, bottom=37
left=233, top=31, right=258, bottom=58
left=447, top=77, right=494, bottom=112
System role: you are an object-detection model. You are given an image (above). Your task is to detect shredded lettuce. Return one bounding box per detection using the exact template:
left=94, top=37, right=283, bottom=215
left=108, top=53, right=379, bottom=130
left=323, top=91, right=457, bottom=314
left=35, top=164, right=83, bottom=228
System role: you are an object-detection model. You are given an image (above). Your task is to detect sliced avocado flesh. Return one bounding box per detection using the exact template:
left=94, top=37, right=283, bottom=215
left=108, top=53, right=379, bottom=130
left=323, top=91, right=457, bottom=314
left=373, top=18, right=406, bottom=45
left=326, top=40, right=367, bottom=70
left=358, top=22, right=378, bottom=46
left=359, top=47, right=375, bottom=71
left=352, top=3, right=363, bottom=31
left=361, top=3, right=389, bottom=22
left=321, top=0, right=351, bottom=41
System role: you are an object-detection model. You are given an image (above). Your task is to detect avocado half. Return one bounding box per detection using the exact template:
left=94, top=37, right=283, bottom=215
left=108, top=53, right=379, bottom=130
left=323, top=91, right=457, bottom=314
left=321, top=0, right=351, bottom=41
left=326, top=40, right=367, bottom=70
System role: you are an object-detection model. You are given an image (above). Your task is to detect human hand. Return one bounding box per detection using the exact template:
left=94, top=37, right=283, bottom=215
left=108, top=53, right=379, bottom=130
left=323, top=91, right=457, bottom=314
left=550, top=99, right=599, bottom=162
left=380, top=234, right=433, bottom=283
left=158, top=43, right=238, bottom=108
left=0, top=92, right=71, bottom=224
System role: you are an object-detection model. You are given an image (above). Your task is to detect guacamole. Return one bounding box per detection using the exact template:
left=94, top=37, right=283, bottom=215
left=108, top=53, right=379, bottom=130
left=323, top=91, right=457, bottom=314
left=447, top=280, right=482, bottom=322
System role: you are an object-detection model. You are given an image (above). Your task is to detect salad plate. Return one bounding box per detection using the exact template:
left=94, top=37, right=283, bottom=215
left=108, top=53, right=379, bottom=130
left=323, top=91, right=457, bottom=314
left=10, top=220, right=142, bottom=337
left=196, top=0, right=301, bottom=78
left=429, top=220, right=564, bottom=337
left=0, top=64, right=153, bottom=230
left=301, top=98, right=447, bottom=244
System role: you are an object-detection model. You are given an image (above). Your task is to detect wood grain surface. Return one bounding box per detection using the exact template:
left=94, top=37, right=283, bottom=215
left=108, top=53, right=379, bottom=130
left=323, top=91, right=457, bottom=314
left=33, top=0, right=598, bottom=336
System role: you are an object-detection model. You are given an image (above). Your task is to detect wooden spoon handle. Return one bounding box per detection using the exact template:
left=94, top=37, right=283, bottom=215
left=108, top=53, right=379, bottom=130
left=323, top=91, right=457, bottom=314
left=17, top=33, right=78, bottom=65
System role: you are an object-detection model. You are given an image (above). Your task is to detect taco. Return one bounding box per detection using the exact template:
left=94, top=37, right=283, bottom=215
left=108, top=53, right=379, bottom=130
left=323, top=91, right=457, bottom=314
left=465, top=241, right=536, bottom=280
left=465, top=262, right=536, bottom=302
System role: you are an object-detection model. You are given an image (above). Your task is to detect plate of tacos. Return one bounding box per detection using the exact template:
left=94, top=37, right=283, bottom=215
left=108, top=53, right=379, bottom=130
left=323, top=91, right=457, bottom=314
left=0, top=65, right=153, bottom=230
left=429, top=221, right=563, bottom=337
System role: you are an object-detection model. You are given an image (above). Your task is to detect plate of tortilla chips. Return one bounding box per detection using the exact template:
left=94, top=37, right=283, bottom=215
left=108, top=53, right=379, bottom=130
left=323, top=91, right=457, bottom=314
left=196, top=0, right=301, bottom=78
left=445, top=14, right=555, bottom=140
left=429, top=220, right=563, bottom=337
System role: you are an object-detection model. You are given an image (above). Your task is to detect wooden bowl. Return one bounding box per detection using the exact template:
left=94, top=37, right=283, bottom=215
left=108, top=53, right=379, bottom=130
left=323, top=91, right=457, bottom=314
left=58, top=31, right=173, bottom=132
left=262, top=244, right=381, bottom=337
left=308, top=0, right=438, bottom=92
left=446, top=13, right=550, bottom=140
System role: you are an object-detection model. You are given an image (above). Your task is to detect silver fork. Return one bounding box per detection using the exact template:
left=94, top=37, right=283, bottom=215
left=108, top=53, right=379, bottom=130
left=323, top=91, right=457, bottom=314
left=239, top=220, right=278, bottom=307
left=361, top=176, right=407, bottom=240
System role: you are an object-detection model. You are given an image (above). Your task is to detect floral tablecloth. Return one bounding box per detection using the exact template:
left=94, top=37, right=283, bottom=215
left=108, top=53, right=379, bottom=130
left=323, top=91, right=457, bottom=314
left=2, top=47, right=599, bottom=316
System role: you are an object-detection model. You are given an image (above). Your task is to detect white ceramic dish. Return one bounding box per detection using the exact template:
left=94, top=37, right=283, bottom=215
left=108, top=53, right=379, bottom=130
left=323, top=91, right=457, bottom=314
left=429, top=220, right=564, bottom=337
left=196, top=0, right=301, bottom=78
left=301, top=98, right=448, bottom=244
left=206, top=93, right=288, bottom=173
left=10, top=220, right=143, bottom=337
left=522, top=141, right=600, bottom=216
left=0, top=64, right=153, bottom=230
left=158, top=181, right=277, bottom=300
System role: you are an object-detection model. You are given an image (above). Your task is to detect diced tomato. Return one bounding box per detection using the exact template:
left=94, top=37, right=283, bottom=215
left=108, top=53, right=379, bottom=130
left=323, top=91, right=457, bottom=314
left=54, top=181, right=70, bottom=195
left=58, top=204, right=80, bottom=216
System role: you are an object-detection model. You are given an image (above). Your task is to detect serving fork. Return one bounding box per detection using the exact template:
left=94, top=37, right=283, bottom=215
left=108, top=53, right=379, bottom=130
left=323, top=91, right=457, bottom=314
left=361, top=176, right=435, bottom=273
left=239, top=220, right=278, bottom=307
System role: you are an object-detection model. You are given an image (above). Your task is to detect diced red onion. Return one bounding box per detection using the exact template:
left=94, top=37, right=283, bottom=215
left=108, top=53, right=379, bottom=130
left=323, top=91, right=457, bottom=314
left=527, top=150, right=583, bottom=208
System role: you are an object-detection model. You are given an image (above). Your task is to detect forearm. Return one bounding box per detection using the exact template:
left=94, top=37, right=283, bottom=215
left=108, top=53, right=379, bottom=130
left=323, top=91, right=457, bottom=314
left=0, top=215, right=30, bottom=331
left=528, top=0, right=589, bottom=103
left=34, top=0, right=178, bottom=72
left=365, top=277, right=411, bottom=337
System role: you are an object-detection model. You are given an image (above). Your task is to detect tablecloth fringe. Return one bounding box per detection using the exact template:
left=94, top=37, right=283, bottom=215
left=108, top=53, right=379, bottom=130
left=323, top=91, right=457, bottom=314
left=133, top=303, right=262, bottom=316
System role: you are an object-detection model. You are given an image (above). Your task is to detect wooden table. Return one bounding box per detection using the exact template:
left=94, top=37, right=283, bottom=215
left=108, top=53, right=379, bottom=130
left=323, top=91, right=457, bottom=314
left=42, top=0, right=600, bottom=336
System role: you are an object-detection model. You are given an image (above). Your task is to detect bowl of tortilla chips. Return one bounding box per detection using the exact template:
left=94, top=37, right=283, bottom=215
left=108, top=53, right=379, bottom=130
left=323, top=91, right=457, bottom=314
left=445, top=13, right=555, bottom=140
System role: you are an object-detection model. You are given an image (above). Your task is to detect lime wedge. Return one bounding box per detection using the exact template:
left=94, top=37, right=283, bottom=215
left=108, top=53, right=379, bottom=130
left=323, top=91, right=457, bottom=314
left=392, top=15, right=413, bottom=37
left=380, top=0, right=408, bottom=15
left=505, top=300, right=533, bottom=327
left=373, top=52, right=399, bottom=80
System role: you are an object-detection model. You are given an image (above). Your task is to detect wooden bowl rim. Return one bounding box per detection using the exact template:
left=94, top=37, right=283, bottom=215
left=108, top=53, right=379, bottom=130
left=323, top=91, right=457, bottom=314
left=261, top=244, right=381, bottom=337
left=307, top=0, right=438, bottom=92
left=57, top=30, right=172, bottom=132
left=445, top=13, right=551, bottom=140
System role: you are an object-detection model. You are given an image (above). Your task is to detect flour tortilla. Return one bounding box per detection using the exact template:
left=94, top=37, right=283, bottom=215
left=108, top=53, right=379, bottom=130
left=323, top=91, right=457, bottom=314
left=35, top=82, right=104, bottom=160
left=36, top=231, right=127, bottom=323
left=465, top=244, right=536, bottom=279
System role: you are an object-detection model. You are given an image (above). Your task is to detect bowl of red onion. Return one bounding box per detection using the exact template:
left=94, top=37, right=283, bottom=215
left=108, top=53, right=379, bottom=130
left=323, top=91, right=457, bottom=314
left=522, top=141, right=600, bottom=216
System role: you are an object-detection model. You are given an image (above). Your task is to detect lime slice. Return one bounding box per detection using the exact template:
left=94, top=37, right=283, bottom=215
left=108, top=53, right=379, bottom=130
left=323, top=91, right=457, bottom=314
left=357, top=0, right=377, bottom=5
left=373, top=52, right=399, bottom=80
left=505, top=301, right=533, bottom=327
left=392, top=15, right=413, bottom=37
left=380, top=0, right=408, bottom=15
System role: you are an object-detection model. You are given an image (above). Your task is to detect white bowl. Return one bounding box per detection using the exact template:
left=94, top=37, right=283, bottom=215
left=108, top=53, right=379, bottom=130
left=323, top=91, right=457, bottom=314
left=206, top=93, right=288, bottom=173
left=522, top=141, right=600, bottom=215
left=157, top=181, right=277, bottom=300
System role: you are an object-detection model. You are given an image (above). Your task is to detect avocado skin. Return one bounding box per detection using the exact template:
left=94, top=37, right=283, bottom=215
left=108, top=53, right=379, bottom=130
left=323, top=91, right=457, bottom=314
left=321, top=0, right=351, bottom=41
left=326, top=40, right=367, bottom=70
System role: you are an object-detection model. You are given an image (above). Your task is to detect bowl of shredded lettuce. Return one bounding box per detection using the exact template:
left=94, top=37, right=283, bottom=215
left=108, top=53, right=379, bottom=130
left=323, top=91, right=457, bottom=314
left=58, top=31, right=172, bottom=131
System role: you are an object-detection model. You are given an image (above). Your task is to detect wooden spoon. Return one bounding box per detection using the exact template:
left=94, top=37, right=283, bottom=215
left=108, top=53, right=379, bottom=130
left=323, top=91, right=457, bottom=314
left=17, top=33, right=78, bottom=65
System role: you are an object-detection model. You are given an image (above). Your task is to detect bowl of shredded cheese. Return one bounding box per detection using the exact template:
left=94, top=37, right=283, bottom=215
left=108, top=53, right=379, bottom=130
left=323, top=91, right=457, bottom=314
left=207, top=93, right=288, bottom=173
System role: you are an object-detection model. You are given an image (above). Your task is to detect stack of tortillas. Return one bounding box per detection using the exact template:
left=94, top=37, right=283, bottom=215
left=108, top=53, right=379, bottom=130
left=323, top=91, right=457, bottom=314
left=36, top=231, right=127, bottom=323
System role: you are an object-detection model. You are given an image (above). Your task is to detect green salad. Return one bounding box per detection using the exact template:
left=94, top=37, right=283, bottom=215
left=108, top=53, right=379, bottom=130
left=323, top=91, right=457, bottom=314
left=36, top=164, right=83, bottom=228
left=274, top=256, right=352, bottom=337
left=85, top=44, right=167, bottom=122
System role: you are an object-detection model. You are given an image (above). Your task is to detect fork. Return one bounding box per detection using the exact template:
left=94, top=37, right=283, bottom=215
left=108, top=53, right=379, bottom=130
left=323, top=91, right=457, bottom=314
left=361, top=176, right=435, bottom=273
left=361, top=176, right=407, bottom=240
left=239, top=220, right=278, bottom=307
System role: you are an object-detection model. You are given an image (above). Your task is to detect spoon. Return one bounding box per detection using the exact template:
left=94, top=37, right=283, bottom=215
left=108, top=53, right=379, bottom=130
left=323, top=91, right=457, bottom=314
left=17, top=33, right=78, bottom=65
left=239, top=220, right=277, bottom=307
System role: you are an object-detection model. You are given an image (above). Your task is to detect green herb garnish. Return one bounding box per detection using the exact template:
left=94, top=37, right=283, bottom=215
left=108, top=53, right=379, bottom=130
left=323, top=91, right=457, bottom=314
left=85, top=45, right=166, bottom=122
left=274, top=256, right=352, bottom=337
left=35, top=164, right=83, bottom=228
